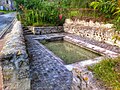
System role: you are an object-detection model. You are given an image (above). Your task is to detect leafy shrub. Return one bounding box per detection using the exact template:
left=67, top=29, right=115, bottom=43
left=15, top=0, right=70, bottom=26
left=14, top=0, right=96, bottom=26
left=90, top=0, right=117, bottom=18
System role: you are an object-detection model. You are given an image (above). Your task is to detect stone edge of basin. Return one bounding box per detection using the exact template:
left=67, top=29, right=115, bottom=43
left=27, top=33, right=120, bottom=58
left=64, top=36, right=120, bottom=58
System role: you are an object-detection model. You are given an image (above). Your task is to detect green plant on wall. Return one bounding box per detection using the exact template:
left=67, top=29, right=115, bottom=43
left=90, top=0, right=120, bottom=42
left=90, top=0, right=117, bottom=18
left=112, top=19, right=120, bottom=43
left=112, top=7, right=120, bottom=43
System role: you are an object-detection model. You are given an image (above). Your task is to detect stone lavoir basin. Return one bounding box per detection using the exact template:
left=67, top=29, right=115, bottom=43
left=26, top=33, right=119, bottom=90
left=40, top=40, right=101, bottom=64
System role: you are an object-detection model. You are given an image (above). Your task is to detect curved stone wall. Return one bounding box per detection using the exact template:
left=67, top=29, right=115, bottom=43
left=0, top=21, right=30, bottom=90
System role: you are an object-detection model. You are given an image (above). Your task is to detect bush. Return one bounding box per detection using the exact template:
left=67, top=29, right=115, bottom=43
left=90, top=0, right=117, bottom=18
left=15, top=0, right=69, bottom=26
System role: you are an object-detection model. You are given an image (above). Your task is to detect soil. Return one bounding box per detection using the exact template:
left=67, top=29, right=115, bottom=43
left=71, top=15, right=110, bottom=23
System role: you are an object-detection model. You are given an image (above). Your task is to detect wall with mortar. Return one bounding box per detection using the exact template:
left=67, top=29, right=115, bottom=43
left=64, top=19, right=120, bottom=47
left=28, top=26, right=64, bottom=35
left=0, top=21, right=30, bottom=90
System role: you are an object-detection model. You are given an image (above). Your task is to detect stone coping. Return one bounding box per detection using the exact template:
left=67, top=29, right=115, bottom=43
left=64, top=36, right=119, bottom=57
left=0, top=21, right=30, bottom=90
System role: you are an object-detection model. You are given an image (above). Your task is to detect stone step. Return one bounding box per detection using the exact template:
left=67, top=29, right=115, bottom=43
left=22, top=27, right=28, bottom=30
left=23, top=32, right=33, bottom=35
left=23, top=30, right=32, bottom=33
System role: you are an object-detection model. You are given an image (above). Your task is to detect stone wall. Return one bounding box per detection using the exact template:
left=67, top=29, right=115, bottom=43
left=64, top=19, right=120, bottom=46
left=28, top=26, right=63, bottom=35
left=0, top=21, right=30, bottom=90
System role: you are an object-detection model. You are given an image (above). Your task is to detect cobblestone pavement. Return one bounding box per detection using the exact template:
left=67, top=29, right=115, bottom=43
left=25, top=37, right=72, bottom=90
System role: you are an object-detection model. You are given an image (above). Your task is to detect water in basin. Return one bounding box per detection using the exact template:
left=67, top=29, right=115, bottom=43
left=42, top=41, right=101, bottom=64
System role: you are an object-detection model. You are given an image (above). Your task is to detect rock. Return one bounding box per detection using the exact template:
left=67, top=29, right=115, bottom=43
left=65, top=65, right=73, bottom=71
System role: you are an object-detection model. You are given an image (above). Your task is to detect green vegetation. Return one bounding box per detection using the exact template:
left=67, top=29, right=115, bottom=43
left=67, top=9, right=99, bottom=20
left=42, top=40, right=100, bottom=64
left=90, top=0, right=117, bottom=19
left=0, top=10, right=14, bottom=14
left=14, top=0, right=95, bottom=26
left=90, top=0, right=120, bottom=22
left=14, top=0, right=120, bottom=40
left=90, top=0, right=120, bottom=42
left=15, top=0, right=68, bottom=26
left=14, top=0, right=120, bottom=28
left=89, top=57, right=120, bottom=90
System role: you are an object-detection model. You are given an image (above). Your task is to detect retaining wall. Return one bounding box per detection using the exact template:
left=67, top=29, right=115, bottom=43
left=0, top=21, right=30, bottom=90
left=28, top=26, right=63, bottom=35
left=64, top=19, right=120, bottom=47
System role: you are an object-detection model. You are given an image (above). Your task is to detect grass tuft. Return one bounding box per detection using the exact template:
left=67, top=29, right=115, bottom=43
left=89, top=57, right=120, bottom=90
